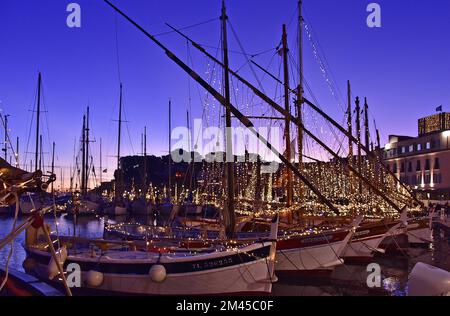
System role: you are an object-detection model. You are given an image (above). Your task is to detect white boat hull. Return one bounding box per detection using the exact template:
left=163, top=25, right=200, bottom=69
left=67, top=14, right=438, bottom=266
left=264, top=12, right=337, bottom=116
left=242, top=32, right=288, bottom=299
left=25, top=242, right=276, bottom=295
left=275, top=239, right=346, bottom=272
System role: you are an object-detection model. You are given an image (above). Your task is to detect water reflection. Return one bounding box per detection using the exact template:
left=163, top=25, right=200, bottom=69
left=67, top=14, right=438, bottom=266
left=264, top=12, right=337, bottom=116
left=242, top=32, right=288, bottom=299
left=1, top=215, right=450, bottom=296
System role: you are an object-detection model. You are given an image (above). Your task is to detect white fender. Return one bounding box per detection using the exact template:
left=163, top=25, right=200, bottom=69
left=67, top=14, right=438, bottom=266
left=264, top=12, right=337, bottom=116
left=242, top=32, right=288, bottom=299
left=47, top=245, right=68, bottom=280
left=86, top=270, right=104, bottom=287
left=149, top=264, right=167, bottom=283
left=408, top=262, right=450, bottom=296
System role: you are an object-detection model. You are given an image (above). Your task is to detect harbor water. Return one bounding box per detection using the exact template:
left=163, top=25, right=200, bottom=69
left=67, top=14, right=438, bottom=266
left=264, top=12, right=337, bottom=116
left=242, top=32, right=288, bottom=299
left=1, top=214, right=450, bottom=296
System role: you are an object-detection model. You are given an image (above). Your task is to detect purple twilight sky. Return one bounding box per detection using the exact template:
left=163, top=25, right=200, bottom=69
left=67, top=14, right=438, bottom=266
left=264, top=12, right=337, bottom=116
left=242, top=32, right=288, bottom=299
left=0, top=0, right=449, bottom=188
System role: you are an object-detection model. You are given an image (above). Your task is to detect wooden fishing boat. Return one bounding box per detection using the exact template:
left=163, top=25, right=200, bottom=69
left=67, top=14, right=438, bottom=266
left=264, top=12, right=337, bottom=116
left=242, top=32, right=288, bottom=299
left=23, top=216, right=279, bottom=296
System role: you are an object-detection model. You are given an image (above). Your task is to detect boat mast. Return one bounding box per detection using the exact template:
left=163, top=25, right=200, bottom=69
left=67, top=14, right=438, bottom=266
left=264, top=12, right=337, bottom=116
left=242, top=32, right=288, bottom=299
left=282, top=24, right=294, bottom=209
left=347, top=81, right=353, bottom=160
left=168, top=99, right=172, bottom=200
left=4, top=114, right=9, bottom=160
left=355, top=96, right=362, bottom=194
left=221, top=0, right=236, bottom=238
left=99, top=138, right=103, bottom=184
left=35, top=73, right=41, bottom=171
left=296, top=0, right=304, bottom=204
left=51, top=142, right=55, bottom=194
left=16, top=137, right=19, bottom=168
left=143, top=126, right=147, bottom=195
left=186, top=110, right=193, bottom=192
left=39, top=135, right=43, bottom=172
left=364, top=98, right=370, bottom=151
left=85, top=106, right=90, bottom=192
left=81, top=114, right=86, bottom=194
left=117, top=83, right=123, bottom=170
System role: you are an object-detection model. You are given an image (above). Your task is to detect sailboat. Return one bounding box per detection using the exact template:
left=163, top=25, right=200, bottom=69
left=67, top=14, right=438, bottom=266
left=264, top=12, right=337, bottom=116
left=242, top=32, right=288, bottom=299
left=20, top=73, right=52, bottom=215
left=67, top=107, right=101, bottom=217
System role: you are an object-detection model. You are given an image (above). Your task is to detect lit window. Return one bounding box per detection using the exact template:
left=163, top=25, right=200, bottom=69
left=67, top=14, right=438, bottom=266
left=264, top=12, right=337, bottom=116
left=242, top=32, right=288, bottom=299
left=409, top=145, right=414, bottom=152
left=401, top=147, right=406, bottom=154
left=426, top=142, right=431, bottom=150
left=417, top=144, right=422, bottom=151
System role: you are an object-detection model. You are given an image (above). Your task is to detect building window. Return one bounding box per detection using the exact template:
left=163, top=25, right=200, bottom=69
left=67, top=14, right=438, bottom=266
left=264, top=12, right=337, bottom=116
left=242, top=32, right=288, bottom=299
left=401, top=147, right=406, bottom=154
left=416, top=174, right=422, bottom=185
left=408, top=161, right=413, bottom=173
left=386, top=163, right=390, bottom=171
left=409, top=145, right=414, bottom=153
left=417, top=144, right=422, bottom=151
left=393, top=163, right=398, bottom=173
left=433, top=173, right=442, bottom=184
left=425, top=159, right=431, bottom=171
left=426, top=142, right=431, bottom=150
left=424, top=174, right=431, bottom=184
left=416, top=160, right=421, bottom=171
left=400, top=162, right=405, bottom=173
left=435, top=158, right=440, bottom=170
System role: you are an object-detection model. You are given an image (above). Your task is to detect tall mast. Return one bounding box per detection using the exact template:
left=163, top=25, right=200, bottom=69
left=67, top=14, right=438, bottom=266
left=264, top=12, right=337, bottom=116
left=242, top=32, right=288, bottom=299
left=168, top=99, right=172, bottom=199
left=355, top=97, right=362, bottom=194
left=51, top=142, right=55, bottom=194
left=296, top=0, right=304, bottom=203
left=4, top=114, right=9, bottom=160
left=186, top=110, right=192, bottom=191
left=282, top=24, right=293, bottom=208
left=35, top=73, right=41, bottom=171
left=16, top=137, right=19, bottom=168
left=85, top=106, right=90, bottom=192
left=39, top=135, right=43, bottom=172
left=81, top=115, right=86, bottom=194
left=347, top=81, right=353, bottom=160
left=143, top=126, right=147, bottom=194
left=99, top=138, right=103, bottom=184
left=221, top=0, right=236, bottom=238
left=117, top=83, right=123, bottom=170
left=364, top=97, right=370, bottom=151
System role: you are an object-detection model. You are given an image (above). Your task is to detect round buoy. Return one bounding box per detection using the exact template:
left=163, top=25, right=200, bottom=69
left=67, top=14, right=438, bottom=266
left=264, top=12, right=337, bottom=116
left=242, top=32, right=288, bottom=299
left=86, top=270, right=104, bottom=287
left=22, top=257, right=37, bottom=272
left=149, top=265, right=167, bottom=283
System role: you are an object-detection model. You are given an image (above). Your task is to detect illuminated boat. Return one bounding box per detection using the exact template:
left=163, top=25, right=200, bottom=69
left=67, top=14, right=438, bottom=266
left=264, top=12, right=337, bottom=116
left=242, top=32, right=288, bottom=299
left=23, top=217, right=278, bottom=296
